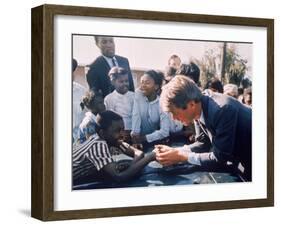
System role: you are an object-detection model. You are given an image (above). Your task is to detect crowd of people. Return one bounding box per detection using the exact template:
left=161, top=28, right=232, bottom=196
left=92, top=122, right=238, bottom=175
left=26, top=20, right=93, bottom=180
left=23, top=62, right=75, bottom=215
left=72, top=36, right=252, bottom=186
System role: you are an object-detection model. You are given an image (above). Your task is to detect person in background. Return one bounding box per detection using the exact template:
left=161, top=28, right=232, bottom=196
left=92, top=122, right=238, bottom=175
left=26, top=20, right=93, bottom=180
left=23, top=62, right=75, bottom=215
left=163, top=66, right=177, bottom=85
left=72, top=58, right=87, bottom=143
left=174, top=62, right=202, bottom=142
left=86, top=36, right=134, bottom=97
left=223, top=83, right=239, bottom=98
left=176, top=62, right=201, bottom=86
left=242, top=87, right=252, bottom=107
left=78, top=90, right=105, bottom=144
left=73, top=111, right=156, bottom=185
left=168, top=54, right=181, bottom=71
left=131, top=70, right=170, bottom=147
left=204, top=77, right=224, bottom=93
left=104, top=67, right=135, bottom=143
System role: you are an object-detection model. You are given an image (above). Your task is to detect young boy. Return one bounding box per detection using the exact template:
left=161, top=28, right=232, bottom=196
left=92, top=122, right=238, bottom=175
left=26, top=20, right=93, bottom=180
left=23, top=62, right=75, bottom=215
left=104, top=67, right=135, bottom=143
left=73, top=110, right=156, bottom=186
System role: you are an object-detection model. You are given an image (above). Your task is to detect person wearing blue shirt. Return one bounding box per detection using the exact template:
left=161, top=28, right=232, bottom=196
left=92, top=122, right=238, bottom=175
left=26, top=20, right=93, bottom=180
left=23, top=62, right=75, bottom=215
left=131, top=70, right=170, bottom=146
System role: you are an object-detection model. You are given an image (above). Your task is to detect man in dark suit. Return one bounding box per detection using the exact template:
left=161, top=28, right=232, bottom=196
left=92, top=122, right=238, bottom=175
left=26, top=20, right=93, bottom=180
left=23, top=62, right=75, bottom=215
left=155, top=75, right=252, bottom=180
left=86, top=36, right=134, bottom=97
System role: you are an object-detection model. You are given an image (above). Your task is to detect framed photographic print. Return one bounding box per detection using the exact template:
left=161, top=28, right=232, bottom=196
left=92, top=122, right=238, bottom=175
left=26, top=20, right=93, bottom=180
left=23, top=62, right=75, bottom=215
left=31, top=4, right=274, bottom=221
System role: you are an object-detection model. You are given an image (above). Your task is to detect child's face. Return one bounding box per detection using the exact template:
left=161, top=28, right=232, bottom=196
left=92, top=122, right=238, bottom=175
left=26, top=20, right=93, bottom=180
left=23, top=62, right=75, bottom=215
left=140, top=74, right=158, bottom=97
left=103, top=119, right=124, bottom=146
left=113, top=74, right=129, bottom=94
left=92, top=96, right=106, bottom=114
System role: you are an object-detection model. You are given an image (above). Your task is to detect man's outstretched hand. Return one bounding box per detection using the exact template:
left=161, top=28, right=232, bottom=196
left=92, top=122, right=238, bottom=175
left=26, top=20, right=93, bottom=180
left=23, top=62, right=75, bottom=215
left=153, top=145, right=188, bottom=166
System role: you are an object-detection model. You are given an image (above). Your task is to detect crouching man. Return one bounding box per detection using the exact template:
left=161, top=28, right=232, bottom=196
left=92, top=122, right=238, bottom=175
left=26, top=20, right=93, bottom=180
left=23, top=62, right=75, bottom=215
left=155, top=76, right=252, bottom=181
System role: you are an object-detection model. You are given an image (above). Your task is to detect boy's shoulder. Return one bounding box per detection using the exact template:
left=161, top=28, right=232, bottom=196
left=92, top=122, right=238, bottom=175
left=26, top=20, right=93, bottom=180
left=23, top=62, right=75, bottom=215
left=74, top=135, right=108, bottom=150
left=126, top=91, right=135, bottom=98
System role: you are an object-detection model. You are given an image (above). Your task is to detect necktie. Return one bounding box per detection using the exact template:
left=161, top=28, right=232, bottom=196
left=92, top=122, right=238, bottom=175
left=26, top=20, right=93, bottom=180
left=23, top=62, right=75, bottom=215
left=196, top=120, right=212, bottom=142
left=111, top=58, right=117, bottom=67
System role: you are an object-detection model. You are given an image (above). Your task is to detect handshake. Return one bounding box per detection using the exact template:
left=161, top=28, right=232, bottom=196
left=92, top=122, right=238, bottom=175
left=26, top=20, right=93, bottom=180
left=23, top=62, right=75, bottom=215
left=152, top=145, right=188, bottom=166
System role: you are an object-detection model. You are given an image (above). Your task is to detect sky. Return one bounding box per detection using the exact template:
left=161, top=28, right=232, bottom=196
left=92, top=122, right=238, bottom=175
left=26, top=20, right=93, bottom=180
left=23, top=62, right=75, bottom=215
left=73, top=35, right=252, bottom=75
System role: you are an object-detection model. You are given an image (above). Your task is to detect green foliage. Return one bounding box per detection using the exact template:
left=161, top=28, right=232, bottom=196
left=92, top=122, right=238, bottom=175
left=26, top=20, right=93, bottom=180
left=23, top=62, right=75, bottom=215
left=194, top=44, right=249, bottom=88
left=193, top=47, right=221, bottom=88
left=224, top=45, right=248, bottom=86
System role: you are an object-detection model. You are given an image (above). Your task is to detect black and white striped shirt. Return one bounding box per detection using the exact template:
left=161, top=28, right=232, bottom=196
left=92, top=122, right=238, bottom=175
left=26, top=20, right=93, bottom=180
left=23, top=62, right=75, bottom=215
left=73, top=135, right=113, bottom=180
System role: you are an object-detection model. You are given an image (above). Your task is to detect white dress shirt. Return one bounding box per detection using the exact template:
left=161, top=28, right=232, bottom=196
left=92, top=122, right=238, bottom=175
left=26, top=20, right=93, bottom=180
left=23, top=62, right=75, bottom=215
left=102, top=55, right=118, bottom=68
left=104, top=90, right=135, bottom=130
left=177, top=111, right=210, bottom=166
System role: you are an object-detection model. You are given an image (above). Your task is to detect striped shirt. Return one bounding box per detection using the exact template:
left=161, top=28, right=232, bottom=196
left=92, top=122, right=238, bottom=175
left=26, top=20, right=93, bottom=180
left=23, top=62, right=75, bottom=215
left=73, top=135, right=114, bottom=181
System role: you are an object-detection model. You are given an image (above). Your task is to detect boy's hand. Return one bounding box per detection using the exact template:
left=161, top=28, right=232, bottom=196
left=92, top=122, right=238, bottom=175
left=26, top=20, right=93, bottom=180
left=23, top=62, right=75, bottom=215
left=120, top=130, right=132, bottom=143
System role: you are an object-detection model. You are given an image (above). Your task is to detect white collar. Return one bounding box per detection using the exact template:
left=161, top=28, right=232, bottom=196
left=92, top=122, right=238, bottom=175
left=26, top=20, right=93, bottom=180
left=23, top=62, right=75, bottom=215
left=199, top=111, right=206, bottom=125
left=113, top=89, right=128, bottom=97
left=103, top=54, right=115, bottom=59
left=145, top=95, right=159, bottom=104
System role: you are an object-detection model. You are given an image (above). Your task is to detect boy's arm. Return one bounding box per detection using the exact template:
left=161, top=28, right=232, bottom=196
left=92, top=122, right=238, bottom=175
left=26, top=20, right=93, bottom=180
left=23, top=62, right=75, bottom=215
left=119, top=142, right=144, bottom=162
left=101, top=152, right=156, bottom=183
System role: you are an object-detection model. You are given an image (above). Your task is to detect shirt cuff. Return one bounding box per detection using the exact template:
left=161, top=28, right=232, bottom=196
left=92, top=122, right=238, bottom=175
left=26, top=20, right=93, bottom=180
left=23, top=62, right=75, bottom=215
left=145, top=134, right=154, bottom=143
left=177, top=145, right=201, bottom=166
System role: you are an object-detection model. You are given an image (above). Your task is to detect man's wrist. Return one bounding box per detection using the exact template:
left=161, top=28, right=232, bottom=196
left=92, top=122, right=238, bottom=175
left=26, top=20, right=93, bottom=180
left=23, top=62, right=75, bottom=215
left=176, top=148, right=188, bottom=162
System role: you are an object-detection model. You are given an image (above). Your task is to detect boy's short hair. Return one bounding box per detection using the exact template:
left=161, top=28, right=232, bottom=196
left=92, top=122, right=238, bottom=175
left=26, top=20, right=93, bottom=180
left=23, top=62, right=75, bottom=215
left=108, top=66, right=128, bottom=82
left=95, top=110, right=123, bottom=132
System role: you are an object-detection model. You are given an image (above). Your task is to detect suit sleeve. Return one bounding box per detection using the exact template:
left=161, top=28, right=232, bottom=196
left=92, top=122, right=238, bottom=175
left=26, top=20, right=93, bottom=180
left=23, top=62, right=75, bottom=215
left=125, top=58, right=135, bottom=92
left=86, top=66, right=99, bottom=91
left=197, top=105, right=238, bottom=168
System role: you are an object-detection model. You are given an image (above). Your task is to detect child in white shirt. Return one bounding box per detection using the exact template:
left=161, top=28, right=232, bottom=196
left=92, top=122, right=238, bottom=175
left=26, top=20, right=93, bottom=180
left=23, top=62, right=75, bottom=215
left=104, top=67, right=135, bottom=143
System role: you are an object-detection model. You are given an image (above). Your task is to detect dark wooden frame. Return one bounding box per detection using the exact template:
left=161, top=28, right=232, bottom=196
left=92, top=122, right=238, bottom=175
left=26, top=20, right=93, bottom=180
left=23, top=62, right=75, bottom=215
left=31, top=4, right=274, bottom=221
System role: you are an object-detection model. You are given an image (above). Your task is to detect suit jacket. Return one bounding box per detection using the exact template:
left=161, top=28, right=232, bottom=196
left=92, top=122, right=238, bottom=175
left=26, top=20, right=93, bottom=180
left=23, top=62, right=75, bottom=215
left=86, top=55, right=135, bottom=97
left=189, top=93, right=252, bottom=175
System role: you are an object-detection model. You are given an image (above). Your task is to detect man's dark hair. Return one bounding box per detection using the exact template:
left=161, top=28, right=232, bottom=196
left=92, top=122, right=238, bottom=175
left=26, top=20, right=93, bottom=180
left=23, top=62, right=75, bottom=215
left=165, top=66, right=177, bottom=78
left=205, top=77, right=223, bottom=93
left=176, top=62, right=200, bottom=85
left=241, top=77, right=252, bottom=89
left=95, top=110, right=123, bottom=132
left=94, top=36, right=100, bottom=44
left=94, top=35, right=113, bottom=44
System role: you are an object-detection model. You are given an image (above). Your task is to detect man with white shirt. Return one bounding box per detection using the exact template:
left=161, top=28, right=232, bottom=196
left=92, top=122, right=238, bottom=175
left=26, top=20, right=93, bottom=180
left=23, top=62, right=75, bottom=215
left=86, top=36, right=134, bottom=97
left=155, top=75, right=252, bottom=180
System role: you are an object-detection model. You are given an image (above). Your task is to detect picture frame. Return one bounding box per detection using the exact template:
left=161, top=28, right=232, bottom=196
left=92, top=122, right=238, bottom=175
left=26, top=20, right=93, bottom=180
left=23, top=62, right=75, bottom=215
left=31, top=4, right=274, bottom=221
